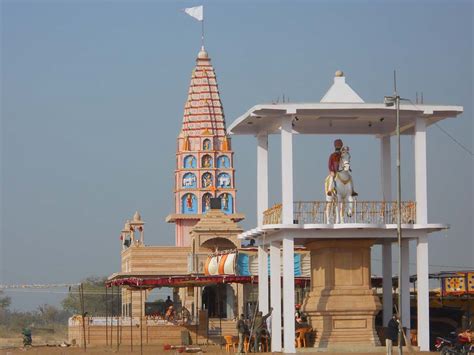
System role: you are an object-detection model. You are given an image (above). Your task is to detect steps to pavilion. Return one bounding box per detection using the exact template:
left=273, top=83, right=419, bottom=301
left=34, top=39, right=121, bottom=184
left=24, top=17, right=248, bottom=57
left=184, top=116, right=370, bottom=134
left=68, top=318, right=238, bottom=347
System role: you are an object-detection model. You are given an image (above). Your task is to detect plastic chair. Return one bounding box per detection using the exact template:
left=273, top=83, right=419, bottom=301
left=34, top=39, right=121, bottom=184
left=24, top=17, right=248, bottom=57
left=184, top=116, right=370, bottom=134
left=224, top=335, right=238, bottom=352
left=244, top=335, right=250, bottom=352
left=261, top=334, right=269, bottom=352
left=296, top=327, right=312, bottom=348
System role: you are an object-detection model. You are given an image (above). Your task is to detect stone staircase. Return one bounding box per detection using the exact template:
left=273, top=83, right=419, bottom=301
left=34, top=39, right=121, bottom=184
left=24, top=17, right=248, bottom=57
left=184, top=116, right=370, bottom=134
left=207, top=318, right=238, bottom=344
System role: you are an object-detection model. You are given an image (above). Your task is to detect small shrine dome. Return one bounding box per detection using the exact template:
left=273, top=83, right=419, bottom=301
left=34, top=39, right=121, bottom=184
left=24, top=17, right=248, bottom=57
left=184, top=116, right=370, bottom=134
left=133, top=211, right=142, bottom=222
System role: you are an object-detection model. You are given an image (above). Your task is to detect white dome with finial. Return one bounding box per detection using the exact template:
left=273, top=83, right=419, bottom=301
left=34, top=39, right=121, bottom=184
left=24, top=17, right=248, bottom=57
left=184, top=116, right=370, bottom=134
left=320, top=70, right=364, bottom=103
left=198, top=46, right=208, bottom=59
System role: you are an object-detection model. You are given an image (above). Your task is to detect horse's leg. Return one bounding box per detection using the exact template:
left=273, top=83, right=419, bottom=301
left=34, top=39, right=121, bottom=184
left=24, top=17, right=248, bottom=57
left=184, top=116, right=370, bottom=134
left=347, top=194, right=354, bottom=219
left=340, top=199, right=345, bottom=224
left=325, top=197, right=332, bottom=223
left=335, top=197, right=341, bottom=224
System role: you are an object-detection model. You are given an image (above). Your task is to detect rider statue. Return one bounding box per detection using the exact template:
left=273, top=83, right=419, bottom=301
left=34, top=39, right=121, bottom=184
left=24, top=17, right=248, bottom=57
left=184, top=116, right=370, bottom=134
left=327, top=139, right=358, bottom=197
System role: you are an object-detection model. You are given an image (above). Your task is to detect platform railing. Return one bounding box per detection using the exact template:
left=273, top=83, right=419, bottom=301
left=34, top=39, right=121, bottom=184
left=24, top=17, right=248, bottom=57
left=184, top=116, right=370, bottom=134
left=187, top=253, right=209, bottom=274
left=262, top=201, right=416, bottom=225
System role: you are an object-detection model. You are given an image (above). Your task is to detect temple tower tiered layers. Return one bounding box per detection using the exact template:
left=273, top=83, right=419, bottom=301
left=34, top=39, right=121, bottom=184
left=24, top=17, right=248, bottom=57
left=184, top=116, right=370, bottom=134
left=166, top=47, right=242, bottom=246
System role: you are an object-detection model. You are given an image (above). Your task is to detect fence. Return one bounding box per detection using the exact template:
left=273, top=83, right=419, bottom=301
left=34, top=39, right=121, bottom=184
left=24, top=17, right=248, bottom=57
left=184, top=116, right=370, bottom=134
left=263, top=201, right=416, bottom=225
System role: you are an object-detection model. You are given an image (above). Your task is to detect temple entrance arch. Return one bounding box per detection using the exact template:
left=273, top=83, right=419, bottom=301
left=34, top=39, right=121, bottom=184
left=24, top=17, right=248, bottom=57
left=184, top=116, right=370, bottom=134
left=200, top=236, right=238, bottom=251
left=202, top=284, right=235, bottom=319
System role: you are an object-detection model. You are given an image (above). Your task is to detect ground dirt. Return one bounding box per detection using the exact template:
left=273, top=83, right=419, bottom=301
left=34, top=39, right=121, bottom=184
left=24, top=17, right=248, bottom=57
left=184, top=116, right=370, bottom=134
left=0, top=344, right=439, bottom=355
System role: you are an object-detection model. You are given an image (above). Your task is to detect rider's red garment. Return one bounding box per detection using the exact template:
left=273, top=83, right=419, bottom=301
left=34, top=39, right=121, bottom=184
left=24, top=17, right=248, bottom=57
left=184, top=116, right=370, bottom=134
left=328, top=151, right=341, bottom=173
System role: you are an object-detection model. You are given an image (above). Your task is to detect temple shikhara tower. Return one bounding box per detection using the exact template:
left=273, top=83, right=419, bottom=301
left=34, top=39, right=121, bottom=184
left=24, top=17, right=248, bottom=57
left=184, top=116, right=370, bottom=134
left=166, top=46, right=242, bottom=246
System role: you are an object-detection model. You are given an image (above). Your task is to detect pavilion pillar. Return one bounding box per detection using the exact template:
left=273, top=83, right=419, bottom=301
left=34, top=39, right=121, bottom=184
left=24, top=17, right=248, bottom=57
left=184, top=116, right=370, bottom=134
left=280, top=117, right=294, bottom=352
left=380, top=136, right=393, bottom=326
left=415, top=116, right=430, bottom=350
left=258, top=244, right=269, bottom=315
left=257, top=133, right=269, bottom=315
left=257, top=133, right=269, bottom=226
left=401, top=240, right=411, bottom=337
left=282, top=236, right=295, bottom=353
left=281, top=118, right=294, bottom=224
left=270, top=241, right=282, bottom=352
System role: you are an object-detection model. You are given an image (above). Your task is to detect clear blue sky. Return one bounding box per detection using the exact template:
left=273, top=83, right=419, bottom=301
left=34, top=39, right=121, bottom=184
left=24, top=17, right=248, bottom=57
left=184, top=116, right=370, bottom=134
left=1, top=0, right=472, bottom=310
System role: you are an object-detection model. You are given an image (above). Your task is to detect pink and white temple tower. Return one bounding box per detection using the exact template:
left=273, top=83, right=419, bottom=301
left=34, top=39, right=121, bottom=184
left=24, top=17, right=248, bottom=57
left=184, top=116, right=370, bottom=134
left=166, top=47, right=243, bottom=247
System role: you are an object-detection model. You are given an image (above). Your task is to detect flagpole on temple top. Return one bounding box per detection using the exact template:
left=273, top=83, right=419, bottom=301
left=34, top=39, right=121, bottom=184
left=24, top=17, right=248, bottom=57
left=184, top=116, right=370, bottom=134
left=201, top=15, right=204, bottom=48
left=183, top=5, right=205, bottom=47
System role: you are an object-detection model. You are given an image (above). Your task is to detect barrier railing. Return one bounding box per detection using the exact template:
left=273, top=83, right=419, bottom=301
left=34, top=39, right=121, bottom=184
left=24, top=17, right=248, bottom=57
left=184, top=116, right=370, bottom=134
left=262, top=201, right=416, bottom=225
left=187, top=253, right=209, bottom=274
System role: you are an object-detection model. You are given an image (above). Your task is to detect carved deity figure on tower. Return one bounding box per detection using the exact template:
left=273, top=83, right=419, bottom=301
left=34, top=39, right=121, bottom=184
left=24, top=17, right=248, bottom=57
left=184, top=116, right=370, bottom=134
left=186, top=194, right=193, bottom=210
left=204, top=194, right=211, bottom=211
left=203, top=155, right=212, bottom=168
left=222, top=193, right=229, bottom=210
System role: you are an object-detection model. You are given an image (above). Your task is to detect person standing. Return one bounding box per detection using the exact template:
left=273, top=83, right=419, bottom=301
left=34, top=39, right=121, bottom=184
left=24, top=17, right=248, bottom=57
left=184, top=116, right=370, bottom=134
left=386, top=314, right=400, bottom=355
left=236, top=314, right=249, bottom=354
left=253, top=307, right=273, bottom=352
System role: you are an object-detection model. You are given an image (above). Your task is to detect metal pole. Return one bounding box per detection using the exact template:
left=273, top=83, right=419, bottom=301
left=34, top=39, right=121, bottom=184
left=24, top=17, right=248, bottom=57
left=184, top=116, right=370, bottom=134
left=130, top=289, right=133, bottom=352
left=105, top=286, right=108, bottom=346
left=116, top=286, right=120, bottom=351
left=110, top=286, right=113, bottom=348
left=218, top=284, right=223, bottom=350
left=395, top=70, right=403, bottom=355
left=79, top=284, right=87, bottom=351
left=196, top=287, right=200, bottom=346
left=140, top=289, right=143, bottom=355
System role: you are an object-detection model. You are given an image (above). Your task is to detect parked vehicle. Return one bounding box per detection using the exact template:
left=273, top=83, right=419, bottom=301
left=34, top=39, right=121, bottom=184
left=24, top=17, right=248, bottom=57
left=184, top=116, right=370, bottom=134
left=435, top=331, right=472, bottom=354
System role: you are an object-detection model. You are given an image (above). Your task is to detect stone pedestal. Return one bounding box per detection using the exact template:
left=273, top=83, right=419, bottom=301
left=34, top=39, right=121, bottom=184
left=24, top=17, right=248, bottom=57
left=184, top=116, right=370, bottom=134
left=302, top=239, right=381, bottom=347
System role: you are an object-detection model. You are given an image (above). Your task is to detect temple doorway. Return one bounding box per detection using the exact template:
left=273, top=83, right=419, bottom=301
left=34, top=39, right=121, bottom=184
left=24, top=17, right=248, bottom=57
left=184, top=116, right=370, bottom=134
left=202, top=284, right=235, bottom=319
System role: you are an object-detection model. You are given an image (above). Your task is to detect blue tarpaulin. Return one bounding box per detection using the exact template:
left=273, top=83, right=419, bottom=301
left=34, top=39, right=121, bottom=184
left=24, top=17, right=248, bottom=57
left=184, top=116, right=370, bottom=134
left=236, top=252, right=302, bottom=276
left=236, top=253, right=251, bottom=276
left=268, top=254, right=302, bottom=276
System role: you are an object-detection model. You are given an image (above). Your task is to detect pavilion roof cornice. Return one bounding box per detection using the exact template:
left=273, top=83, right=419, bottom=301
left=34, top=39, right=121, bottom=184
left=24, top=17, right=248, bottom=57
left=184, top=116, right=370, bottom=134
left=227, top=102, right=463, bottom=136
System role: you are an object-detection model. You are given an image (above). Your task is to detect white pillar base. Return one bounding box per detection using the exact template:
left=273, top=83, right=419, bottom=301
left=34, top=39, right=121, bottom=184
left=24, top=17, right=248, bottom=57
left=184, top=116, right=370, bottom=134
left=417, top=235, right=429, bottom=351
left=282, top=237, right=295, bottom=353
left=270, top=241, right=282, bottom=352
left=258, top=244, right=269, bottom=315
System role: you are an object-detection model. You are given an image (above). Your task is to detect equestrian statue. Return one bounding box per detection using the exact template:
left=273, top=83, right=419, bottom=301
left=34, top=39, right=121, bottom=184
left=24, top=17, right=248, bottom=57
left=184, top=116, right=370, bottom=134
left=325, top=139, right=358, bottom=223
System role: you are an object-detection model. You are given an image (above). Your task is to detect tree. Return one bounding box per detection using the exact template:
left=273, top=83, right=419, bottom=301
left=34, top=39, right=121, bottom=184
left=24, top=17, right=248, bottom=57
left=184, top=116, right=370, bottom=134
left=0, top=290, right=11, bottom=322
left=37, top=304, right=70, bottom=325
left=0, top=290, right=11, bottom=311
left=61, top=276, right=121, bottom=316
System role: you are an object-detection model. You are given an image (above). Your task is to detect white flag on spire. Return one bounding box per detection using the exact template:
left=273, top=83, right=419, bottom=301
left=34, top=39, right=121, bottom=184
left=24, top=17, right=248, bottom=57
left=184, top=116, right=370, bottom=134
left=184, top=5, right=203, bottom=21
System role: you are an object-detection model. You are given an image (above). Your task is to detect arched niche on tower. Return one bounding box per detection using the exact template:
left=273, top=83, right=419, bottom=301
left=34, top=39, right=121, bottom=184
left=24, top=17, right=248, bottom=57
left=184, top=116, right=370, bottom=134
left=182, top=193, right=197, bottom=214
left=202, top=193, right=212, bottom=213
left=217, top=172, right=231, bottom=188
left=202, top=154, right=213, bottom=168
left=182, top=172, right=197, bottom=188
left=216, top=155, right=230, bottom=168
left=183, top=155, right=197, bottom=169
left=202, top=172, right=213, bottom=188
left=203, top=139, right=212, bottom=151
left=219, top=193, right=233, bottom=214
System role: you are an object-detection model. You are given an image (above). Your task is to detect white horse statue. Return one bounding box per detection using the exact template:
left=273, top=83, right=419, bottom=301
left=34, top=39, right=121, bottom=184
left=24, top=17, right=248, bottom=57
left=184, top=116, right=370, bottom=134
left=324, top=147, right=355, bottom=223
